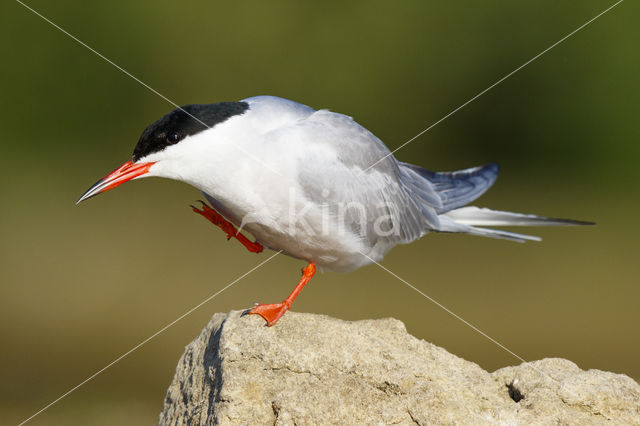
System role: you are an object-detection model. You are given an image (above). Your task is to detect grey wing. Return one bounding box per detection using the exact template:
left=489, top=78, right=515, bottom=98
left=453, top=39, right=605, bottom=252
left=292, top=110, right=443, bottom=247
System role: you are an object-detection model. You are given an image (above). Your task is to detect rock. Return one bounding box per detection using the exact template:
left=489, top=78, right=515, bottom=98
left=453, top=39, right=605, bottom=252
left=159, top=311, right=640, bottom=425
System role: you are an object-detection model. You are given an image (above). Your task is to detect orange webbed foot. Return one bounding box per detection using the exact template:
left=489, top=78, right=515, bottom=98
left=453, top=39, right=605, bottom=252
left=244, top=302, right=291, bottom=327
left=243, top=263, right=316, bottom=327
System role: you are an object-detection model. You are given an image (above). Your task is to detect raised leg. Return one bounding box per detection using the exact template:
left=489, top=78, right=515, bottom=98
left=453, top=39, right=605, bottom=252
left=245, top=262, right=316, bottom=326
left=191, top=201, right=263, bottom=253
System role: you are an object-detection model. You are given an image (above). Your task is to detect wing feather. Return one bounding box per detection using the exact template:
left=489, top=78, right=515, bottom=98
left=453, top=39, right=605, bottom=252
left=264, top=110, right=441, bottom=247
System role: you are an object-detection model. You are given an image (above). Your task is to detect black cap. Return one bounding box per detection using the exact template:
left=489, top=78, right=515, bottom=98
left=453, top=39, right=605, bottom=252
left=132, top=101, right=249, bottom=161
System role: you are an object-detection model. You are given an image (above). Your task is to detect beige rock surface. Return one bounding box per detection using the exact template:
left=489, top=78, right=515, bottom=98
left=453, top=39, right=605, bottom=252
left=159, top=311, right=640, bottom=425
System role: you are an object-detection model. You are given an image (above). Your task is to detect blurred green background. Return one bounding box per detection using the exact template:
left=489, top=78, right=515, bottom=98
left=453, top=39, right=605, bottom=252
left=2, top=0, right=638, bottom=424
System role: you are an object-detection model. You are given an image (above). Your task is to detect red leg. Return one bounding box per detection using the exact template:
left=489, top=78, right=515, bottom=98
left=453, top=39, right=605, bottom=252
left=246, top=262, right=316, bottom=326
left=191, top=201, right=263, bottom=253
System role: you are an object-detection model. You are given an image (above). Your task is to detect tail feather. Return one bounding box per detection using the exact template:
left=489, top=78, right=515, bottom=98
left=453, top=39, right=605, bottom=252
left=438, top=207, right=593, bottom=243
left=444, top=206, right=595, bottom=227
left=400, top=161, right=593, bottom=242
left=463, top=227, right=542, bottom=243
left=437, top=215, right=541, bottom=242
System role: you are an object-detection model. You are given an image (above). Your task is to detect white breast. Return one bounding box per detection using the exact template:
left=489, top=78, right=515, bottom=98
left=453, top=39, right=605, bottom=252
left=147, top=96, right=394, bottom=272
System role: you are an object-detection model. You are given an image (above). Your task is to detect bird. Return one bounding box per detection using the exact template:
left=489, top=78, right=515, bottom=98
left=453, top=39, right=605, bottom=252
left=77, top=95, right=591, bottom=326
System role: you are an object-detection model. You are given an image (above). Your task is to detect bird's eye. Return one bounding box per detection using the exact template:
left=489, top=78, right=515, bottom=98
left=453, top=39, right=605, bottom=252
left=167, top=132, right=181, bottom=143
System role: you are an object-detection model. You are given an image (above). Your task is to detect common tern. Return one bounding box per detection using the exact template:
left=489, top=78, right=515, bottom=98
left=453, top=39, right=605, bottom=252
left=77, top=95, right=591, bottom=326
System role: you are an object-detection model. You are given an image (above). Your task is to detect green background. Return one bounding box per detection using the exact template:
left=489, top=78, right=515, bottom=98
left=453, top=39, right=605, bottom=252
left=2, top=1, right=638, bottom=424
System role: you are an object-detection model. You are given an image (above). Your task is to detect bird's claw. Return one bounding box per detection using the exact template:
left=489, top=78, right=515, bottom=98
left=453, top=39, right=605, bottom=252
left=191, top=200, right=264, bottom=253
left=243, top=302, right=290, bottom=326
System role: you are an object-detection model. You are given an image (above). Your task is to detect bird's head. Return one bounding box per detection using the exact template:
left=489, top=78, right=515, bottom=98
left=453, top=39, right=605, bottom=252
left=76, top=102, right=249, bottom=204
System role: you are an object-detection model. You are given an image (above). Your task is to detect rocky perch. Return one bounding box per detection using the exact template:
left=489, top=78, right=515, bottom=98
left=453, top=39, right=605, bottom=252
left=159, top=311, right=640, bottom=425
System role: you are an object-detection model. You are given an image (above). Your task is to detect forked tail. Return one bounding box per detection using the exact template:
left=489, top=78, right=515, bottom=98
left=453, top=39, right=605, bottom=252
left=440, top=206, right=594, bottom=242
left=400, top=161, right=593, bottom=242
